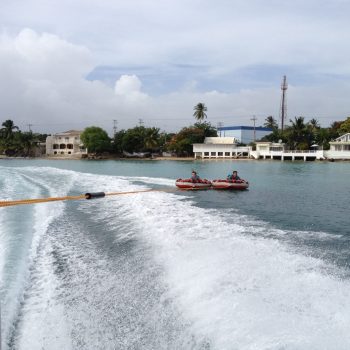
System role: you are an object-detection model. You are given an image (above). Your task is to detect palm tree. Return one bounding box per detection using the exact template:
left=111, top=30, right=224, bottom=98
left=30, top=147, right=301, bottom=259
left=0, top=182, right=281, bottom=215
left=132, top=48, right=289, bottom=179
left=308, top=118, right=320, bottom=130
left=264, top=116, right=278, bottom=130
left=1, top=119, right=19, bottom=154
left=1, top=119, right=19, bottom=140
left=144, top=127, right=160, bottom=150
left=290, top=116, right=306, bottom=132
left=19, top=131, right=38, bottom=156
left=288, top=116, right=312, bottom=150
left=193, top=103, right=207, bottom=121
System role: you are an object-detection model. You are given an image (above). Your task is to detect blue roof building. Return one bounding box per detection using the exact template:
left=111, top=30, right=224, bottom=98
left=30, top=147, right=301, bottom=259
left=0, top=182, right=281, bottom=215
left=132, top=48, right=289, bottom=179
left=218, top=126, right=273, bottom=144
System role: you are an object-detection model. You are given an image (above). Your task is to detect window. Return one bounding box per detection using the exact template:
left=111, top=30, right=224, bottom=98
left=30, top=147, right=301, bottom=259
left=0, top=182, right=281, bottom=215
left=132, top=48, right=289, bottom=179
left=211, top=152, right=216, bottom=156
left=53, top=144, right=59, bottom=149
left=65, top=137, right=69, bottom=142
left=204, top=152, right=209, bottom=156
left=60, top=144, right=66, bottom=149
left=218, top=152, right=223, bottom=156
left=67, top=144, right=74, bottom=149
left=225, top=152, right=230, bottom=156
left=68, top=151, right=71, bottom=154
left=54, top=151, right=57, bottom=154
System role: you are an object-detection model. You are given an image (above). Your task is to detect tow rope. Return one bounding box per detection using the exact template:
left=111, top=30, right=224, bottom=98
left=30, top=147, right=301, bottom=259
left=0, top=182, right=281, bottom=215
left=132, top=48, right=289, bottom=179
left=0, top=189, right=178, bottom=208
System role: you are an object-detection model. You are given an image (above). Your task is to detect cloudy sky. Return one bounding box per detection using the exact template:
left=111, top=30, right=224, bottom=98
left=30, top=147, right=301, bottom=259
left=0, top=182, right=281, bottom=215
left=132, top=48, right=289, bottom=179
left=1, top=0, right=350, bottom=133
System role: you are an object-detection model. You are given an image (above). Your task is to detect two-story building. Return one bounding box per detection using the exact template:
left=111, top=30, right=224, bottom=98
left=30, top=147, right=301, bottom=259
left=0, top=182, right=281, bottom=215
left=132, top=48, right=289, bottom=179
left=46, top=130, right=87, bottom=157
left=325, top=133, right=350, bottom=160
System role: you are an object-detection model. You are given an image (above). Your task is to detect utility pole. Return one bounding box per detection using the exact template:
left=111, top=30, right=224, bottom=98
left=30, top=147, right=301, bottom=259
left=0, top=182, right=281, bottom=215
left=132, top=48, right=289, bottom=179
left=138, top=118, right=144, bottom=126
left=280, top=75, right=288, bottom=132
left=217, top=122, right=223, bottom=137
left=250, top=115, right=257, bottom=142
left=27, top=124, right=33, bottom=132
left=113, top=120, right=118, bottom=136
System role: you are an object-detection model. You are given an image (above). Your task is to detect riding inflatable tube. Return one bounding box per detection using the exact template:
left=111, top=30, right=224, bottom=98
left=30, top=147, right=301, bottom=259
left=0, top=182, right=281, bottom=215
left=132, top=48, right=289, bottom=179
left=211, top=179, right=249, bottom=190
left=175, top=178, right=212, bottom=190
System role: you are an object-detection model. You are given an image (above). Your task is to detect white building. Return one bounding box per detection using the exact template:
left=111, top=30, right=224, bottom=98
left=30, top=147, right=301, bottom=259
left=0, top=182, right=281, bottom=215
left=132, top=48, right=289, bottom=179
left=193, top=137, right=251, bottom=159
left=251, top=142, right=324, bottom=161
left=252, top=136, right=350, bottom=161
left=218, top=126, right=273, bottom=144
left=46, top=130, right=87, bottom=157
left=325, top=133, right=350, bottom=160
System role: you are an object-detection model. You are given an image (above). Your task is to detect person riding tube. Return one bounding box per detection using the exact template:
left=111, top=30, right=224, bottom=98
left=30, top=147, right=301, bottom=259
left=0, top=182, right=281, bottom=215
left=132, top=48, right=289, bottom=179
left=191, top=171, right=201, bottom=183
left=227, top=170, right=241, bottom=182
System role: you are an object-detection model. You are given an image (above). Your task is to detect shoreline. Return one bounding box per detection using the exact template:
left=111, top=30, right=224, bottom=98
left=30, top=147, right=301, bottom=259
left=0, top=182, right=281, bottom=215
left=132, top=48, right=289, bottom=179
left=0, top=155, right=252, bottom=161
left=1, top=155, right=349, bottom=162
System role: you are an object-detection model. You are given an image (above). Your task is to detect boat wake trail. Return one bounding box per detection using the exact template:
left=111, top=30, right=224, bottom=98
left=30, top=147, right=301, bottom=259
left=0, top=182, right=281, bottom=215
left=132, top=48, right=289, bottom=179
left=1, top=166, right=350, bottom=350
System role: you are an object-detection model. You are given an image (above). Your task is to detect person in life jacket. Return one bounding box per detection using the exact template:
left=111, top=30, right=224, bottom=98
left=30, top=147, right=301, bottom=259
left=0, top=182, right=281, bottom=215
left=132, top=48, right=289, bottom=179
left=227, top=170, right=241, bottom=181
left=191, top=171, right=201, bottom=183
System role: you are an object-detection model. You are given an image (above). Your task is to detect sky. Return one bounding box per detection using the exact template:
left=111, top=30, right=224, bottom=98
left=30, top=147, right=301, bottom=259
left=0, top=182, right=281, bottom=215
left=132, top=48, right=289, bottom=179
left=1, top=0, right=350, bottom=134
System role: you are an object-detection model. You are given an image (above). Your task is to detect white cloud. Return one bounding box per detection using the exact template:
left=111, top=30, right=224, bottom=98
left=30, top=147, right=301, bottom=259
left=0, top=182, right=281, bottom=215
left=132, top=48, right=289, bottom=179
left=114, top=74, right=148, bottom=104
left=0, top=28, right=349, bottom=135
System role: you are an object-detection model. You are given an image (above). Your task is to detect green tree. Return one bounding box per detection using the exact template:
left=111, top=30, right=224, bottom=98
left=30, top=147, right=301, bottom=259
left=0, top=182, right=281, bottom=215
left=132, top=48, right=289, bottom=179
left=116, top=126, right=162, bottom=153
left=144, top=127, right=160, bottom=150
left=121, top=126, right=146, bottom=153
left=194, top=121, right=217, bottom=137
left=308, top=118, right=320, bottom=130
left=112, top=130, right=126, bottom=154
left=260, top=129, right=286, bottom=143
left=1, top=119, right=19, bottom=140
left=18, top=131, right=38, bottom=156
left=80, top=126, right=111, bottom=153
left=315, top=128, right=331, bottom=150
left=167, top=127, right=205, bottom=156
left=287, top=116, right=313, bottom=150
left=339, top=117, right=350, bottom=135
left=0, top=119, right=20, bottom=155
left=193, top=102, right=207, bottom=121
left=264, top=116, right=278, bottom=130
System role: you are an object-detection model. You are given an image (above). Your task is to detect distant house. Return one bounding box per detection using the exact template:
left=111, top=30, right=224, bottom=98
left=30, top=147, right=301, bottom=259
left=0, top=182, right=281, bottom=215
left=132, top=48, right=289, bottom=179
left=193, top=137, right=251, bottom=159
left=218, top=126, right=273, bottom=144
left=325, top=133, right=350, bottom=160
left=329, top=133, right=350, bottom=151
left=46, top=130, right=87, bottom=157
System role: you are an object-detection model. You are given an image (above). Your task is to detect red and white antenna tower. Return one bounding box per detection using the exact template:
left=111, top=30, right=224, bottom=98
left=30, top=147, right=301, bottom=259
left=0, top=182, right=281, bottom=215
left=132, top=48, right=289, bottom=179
left=279, top=75, right=288, bottom=132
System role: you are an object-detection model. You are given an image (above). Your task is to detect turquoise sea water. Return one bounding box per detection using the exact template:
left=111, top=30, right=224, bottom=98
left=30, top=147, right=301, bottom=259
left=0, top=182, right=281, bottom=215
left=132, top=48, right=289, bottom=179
left=0, top=159, right=349, bottom=349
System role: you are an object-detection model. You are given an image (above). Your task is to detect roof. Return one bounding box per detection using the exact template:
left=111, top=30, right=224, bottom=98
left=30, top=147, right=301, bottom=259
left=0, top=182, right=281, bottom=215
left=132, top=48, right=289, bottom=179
left=54, top=130, right=82, bottom=136
left=218, top=126, right=273, bottom=132
left=204, top=137, right=237, bottom=144
left=333, top=133, right=350, bottom=142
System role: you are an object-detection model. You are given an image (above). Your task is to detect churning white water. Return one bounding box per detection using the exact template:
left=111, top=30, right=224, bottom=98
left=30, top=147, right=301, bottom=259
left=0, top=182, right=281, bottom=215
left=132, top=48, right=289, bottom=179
left=1, top=165, right=350, bottom=349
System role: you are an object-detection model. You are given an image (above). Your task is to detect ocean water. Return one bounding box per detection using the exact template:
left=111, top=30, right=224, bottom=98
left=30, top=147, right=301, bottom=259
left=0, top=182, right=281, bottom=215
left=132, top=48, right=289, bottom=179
left=0, top=159, right=349, bottom=350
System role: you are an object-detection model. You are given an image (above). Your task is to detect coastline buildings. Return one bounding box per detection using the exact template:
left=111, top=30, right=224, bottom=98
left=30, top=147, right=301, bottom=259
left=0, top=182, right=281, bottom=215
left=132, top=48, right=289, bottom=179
left=193, top=133, right=350, bottom=161
left=251, top=142, right=324, bottom=161
left=251, top=133, right=350, bottom=160
left=46, top=130, right=87, bottom=157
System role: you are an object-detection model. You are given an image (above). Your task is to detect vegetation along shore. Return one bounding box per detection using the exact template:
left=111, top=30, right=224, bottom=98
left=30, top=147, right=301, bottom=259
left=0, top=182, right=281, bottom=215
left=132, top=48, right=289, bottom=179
left=1, top=102, right=350, bottom=159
